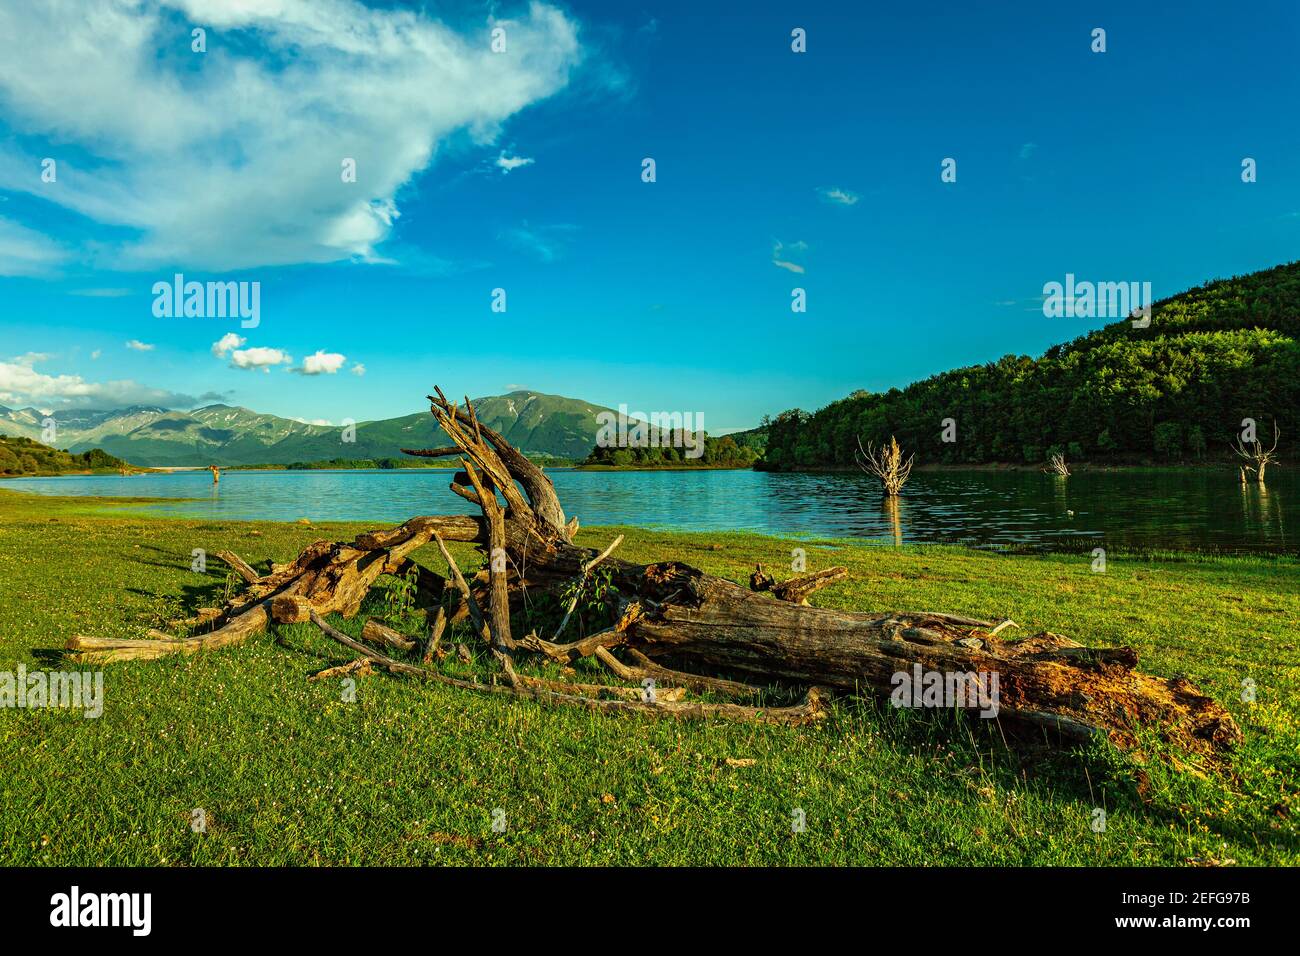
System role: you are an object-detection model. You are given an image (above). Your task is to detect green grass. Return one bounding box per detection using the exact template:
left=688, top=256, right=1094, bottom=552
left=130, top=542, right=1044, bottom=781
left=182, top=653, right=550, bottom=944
left=1, top=487, right=1296, bottom=866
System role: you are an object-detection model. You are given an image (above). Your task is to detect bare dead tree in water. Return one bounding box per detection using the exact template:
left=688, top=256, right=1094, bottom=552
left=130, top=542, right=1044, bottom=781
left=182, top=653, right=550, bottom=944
left=1044, top=453, right=1070, bottom=476
left=1233, top=420, right=1280, bottom=484
left=856, top=435, right=914, bottom=496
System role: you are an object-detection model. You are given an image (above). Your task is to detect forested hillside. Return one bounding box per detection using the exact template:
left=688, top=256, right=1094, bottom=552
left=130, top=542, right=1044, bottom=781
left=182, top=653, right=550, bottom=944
left=0, top=436, right=132, bottom=476
left=762, top=262, right=1300, bottom=469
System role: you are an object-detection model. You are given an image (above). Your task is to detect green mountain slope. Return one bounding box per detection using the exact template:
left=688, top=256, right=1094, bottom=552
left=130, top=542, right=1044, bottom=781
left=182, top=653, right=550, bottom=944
left=762, top=261, right=1300, bottom=469
left=0, top=391, right=626, bottom=466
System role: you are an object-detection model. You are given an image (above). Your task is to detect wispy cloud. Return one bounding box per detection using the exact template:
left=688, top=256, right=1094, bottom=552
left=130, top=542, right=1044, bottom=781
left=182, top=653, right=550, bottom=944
left=495, top=151, right=536, bottom=174
left=0, top=216, right=68, bottom=277
left=125, top=339, right=155, bottom=352
left=69, top=288, right=131, bottom=298
left=772, top=239, right=808, bottom=274
left=1018, top=142, right=1039, bottom=161
left=502, top=222, right=576, bottom=263
left=11, top=352, right=52, bottom=366
left=817, top=186, right=859, bottom=206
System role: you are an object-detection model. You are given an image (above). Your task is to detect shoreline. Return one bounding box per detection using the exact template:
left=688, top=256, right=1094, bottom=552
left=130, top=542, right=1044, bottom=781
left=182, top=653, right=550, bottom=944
left=7, top=461, right=1280, bottom=477
left=757, top=460, right=1277, bottom=474
left=1, top=485, right=1293, bottom=561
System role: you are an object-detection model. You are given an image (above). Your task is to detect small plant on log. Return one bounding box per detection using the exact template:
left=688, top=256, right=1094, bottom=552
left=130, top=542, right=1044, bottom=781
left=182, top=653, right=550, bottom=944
left=856, top=435, right=914, bottom=496
left=555, top=563, right=616, bottom=636
left=381, top=565, right=421, bottom=624
left=63, top=387, right=1244, bottom=768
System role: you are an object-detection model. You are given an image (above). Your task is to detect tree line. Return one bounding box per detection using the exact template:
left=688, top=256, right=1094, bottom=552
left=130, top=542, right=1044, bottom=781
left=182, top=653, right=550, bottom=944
left=584, top=433, right=759, bottom=468
left=761, top=262, right=1300, bottom=469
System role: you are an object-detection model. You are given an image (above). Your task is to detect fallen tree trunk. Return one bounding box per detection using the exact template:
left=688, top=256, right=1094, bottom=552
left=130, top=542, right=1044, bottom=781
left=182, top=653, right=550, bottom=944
left=619, top=565, right=1238, bottom=752
left=64, top=387, right=1243, bottom=766
left=66, top=518, right=464, bottom=664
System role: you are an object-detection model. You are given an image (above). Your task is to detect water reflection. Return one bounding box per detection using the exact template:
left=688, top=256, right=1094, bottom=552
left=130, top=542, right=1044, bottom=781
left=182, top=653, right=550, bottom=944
left=883, top=496, right=903, bottom=548
left=6, top=466, right=1296, bottom=554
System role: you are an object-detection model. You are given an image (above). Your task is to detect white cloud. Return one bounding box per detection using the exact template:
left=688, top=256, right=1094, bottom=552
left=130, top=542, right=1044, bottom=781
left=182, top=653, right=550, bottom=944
left=0, top=0, right=583, bottom=271
left=211, top=333, right=246, bottom=357
left=90, top=350, right=102, bottom=360
left=229, top=347, right=293, bottom=372
left=496, top=150, right=536, bottom=173
left=125, top=339, right=155, bottom=351
left=502, top=221, right=576, bottom=262
left=350, top=363, right=366, bottom=376
left=0, top=216, right=68, bottom=277
left=0, top=358, right=197, bottom=409
left=295, top=350, right=347, bottom=375
left=817, top=186, right=859, bottom=206
left=771, top=239, right=807, bottom=274
left=11, top=352, right=52, bottom=367
left=70, top=288, right=131, bottom=298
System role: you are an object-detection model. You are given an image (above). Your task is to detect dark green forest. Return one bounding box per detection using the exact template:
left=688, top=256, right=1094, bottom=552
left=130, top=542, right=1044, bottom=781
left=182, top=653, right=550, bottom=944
left=583, top=433, right=759, bottom=468
left=761, top=261, right=1300, bottom=469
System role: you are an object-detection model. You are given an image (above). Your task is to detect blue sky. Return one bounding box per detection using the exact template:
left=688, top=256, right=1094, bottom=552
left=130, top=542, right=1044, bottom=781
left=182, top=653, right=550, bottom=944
left=2, top=0, right=1299, bottom=431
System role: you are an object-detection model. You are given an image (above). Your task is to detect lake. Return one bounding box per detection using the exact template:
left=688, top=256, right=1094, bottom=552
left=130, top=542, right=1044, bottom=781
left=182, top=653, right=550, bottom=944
left=6, top=467, right=1294, bottom=554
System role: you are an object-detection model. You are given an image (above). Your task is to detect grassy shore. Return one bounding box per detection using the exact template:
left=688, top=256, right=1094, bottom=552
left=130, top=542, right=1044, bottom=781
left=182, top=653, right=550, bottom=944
left=0, top=487, right=1296, bottom=866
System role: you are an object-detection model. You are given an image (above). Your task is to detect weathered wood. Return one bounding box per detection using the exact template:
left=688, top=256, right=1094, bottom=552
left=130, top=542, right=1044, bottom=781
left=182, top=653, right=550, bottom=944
left=310, top=609, right=823, bottom=725
left=68, top=602, right=271, bottom=664
left=212, top=550, right=260, bottom=584
left=66, top=520, right=440, bottom=663
left=595, top=646, right=763, bottom=701
left=433, top=533, right=491, bottom=645
left=424, top=605, right=448, bottom=664
left=354, top=515, right=483, bottom=551
left=308, top=658, right=373, bottom=682
left=749, top=564, right=848, bottom=604
left=463, top=458, right=515, bottom=652
left=362, top=619, right=417, bottom=653
left=427, top=388, right=570, bottom=536
left=615, top=566, right=1239, bottom=756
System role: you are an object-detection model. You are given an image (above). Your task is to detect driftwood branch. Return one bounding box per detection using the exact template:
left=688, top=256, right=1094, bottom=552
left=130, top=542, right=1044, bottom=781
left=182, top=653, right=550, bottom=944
left=750, top=564, right=848, bottom=605
left=212, top=550, right=260, bottom=584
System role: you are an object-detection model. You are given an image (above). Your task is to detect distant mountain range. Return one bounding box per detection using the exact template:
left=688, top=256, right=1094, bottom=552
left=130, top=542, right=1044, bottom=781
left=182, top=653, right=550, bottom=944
left=0, top=391, right=630, bottom=467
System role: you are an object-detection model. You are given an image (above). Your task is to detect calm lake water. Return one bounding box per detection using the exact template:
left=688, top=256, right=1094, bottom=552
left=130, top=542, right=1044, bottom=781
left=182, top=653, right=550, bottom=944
left=6, top=467, right=1295, bottom=554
